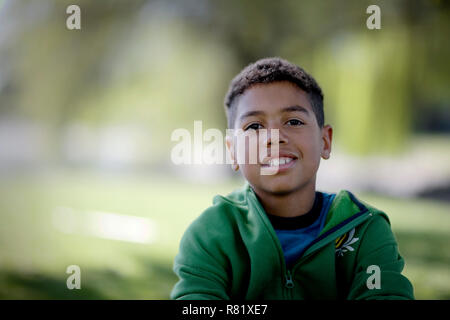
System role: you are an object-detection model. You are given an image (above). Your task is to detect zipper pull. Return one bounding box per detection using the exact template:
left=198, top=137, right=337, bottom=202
left=285, top=270, right=294, bottom=288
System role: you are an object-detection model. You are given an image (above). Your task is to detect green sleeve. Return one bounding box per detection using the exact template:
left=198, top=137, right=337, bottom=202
left=170, top=215, right=231, bottom=300
left=347, top=214, right=415, bottom=300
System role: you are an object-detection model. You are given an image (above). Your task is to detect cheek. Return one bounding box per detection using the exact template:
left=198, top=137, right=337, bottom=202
left=298, top=135, right=323, bottom=162
left=234, top=135, right=261, bottom=165
left=240, top=164, right=261, bottom=183
left=235, top=133, right=271, bottom=165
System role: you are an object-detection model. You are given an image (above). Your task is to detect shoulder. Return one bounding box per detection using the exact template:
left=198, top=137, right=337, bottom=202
left=343, top=192, right=399, bottom=252
left=340, top=190, right=391, bottom=224
left=328, top=190, right=396, bottom=250
left=323, top=190, right=391, bottom=235
left=351, top=193, right=392, bottom=227
left=175, top=186, right=252, bottom=275
left=180, top=186, right=249, bottom=247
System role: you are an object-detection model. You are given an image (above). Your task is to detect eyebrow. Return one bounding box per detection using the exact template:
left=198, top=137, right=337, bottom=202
left=239, top=110, right=265, bottom=121
left=239, top=105, right=310, bottom=122
left=282, top=105, right=310, bottom=115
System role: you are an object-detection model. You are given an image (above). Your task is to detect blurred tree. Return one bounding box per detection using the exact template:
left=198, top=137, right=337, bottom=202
left=313, top=28, right=412, bottom=154
left=0, top=0, right=448, bottom=159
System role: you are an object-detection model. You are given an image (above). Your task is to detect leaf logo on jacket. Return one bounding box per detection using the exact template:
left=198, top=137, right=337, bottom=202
left=335, top=228, right=359, bottom=257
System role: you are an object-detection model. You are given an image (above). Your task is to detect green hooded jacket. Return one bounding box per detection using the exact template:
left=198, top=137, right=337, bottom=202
left=171, top=184, right=414, bottom=300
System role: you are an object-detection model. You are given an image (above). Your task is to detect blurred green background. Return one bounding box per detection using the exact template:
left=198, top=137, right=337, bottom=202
left=0, top=0, right=449, bottom=299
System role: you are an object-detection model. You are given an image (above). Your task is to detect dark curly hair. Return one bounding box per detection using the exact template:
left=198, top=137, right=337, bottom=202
left=224, top=57, right=324, bottom=128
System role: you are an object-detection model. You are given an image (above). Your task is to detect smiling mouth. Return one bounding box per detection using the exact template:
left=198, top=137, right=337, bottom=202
left=260, top=155, right=298, bottom=169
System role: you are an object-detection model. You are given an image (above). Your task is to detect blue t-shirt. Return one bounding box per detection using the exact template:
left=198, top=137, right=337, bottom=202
left=266, top=192, right=336, bottom=268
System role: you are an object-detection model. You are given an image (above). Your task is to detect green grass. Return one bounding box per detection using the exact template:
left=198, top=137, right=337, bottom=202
left=0, top=171, right=449, bottom=299
left=360, top=193, right=450, bottom=299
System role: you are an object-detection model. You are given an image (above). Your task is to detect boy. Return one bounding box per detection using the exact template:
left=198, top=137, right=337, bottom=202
left=171, top=57, right=414, bottom=299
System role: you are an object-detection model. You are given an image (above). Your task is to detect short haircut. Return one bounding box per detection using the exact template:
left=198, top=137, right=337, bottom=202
left=224, top=57, right=324, bottom=128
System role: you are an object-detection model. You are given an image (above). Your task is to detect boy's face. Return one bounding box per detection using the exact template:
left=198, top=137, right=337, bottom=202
left=226, top=81, right=332, bottom=196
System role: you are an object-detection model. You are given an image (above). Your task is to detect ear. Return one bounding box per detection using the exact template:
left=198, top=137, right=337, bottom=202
left=321, top=125, right=333, bottom=159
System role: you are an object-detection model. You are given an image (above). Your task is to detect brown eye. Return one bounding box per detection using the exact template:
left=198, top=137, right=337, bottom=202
left=287, top=119, right=304, bottom=126
left=245, top=123, right=263, bottom=131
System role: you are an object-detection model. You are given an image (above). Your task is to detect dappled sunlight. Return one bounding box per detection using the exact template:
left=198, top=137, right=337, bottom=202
left=53, top=207, right=158, bottom=244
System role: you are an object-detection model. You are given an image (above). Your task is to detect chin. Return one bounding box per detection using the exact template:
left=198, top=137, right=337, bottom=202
left=259, top=180, right=301, bottom=196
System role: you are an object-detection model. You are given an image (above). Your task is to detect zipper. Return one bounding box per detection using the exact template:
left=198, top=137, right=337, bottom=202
left=285, top=270, right=294, bottom=289
left=247, top=187, right=370, bottom=299
left=247, top=188, right=293, bottom=297
left=283, top=211, right=371, bottom=298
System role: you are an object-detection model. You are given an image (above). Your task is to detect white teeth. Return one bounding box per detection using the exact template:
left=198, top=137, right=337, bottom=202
left=268, top=157, right=293, bottom=166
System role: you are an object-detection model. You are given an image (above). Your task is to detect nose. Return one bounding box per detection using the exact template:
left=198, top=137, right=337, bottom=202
left=265, top=127, right=288, bottom=147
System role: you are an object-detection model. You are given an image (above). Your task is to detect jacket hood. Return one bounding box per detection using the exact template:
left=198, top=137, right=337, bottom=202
left=214, top=182, right=387, bottom=232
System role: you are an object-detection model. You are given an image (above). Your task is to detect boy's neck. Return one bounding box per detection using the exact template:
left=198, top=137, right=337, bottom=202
left=252, top=180, right=317, bottom=218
